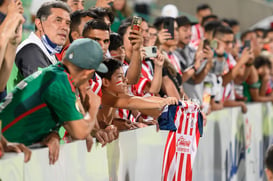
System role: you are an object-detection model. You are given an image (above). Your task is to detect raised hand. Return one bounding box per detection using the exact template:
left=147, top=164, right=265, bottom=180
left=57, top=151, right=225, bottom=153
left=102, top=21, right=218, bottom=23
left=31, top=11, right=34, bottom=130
left=8, top=0, right=24, bottom=15
left=240, top=48, right=254, bottom=64
left=3, top=0, right=25, bottom=46
left=129, top=29, right=143, bottom=51
left=153, top=51, right=165, bottom=67
left=158, top=29, right=171, bottom=45
left=95, top=0, right=114, bottom=8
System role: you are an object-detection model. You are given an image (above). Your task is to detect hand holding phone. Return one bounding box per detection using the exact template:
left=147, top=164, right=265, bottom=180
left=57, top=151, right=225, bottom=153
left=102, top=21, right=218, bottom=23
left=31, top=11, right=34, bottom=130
left=239, top=40, right=251, bottom=54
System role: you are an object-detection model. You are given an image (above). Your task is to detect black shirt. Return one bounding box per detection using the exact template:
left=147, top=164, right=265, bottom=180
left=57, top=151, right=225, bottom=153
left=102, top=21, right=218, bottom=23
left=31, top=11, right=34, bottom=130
left=15, top=43, right=53, bottom=78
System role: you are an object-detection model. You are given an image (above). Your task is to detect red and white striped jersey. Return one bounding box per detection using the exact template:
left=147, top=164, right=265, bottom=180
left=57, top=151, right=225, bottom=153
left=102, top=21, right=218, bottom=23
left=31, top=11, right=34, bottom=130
left=190, top=24, right=204, bottom=49
left=162, top=101, right=201, bottom=181
left=222, top=53, right=237, bottom=101
left=141, top=60, right=154, bottom=81
left=88, top=73, right=102, bottom=97
left=116, top=108, right=136, bottom=122
left=131, top=76, right=150, bottom=97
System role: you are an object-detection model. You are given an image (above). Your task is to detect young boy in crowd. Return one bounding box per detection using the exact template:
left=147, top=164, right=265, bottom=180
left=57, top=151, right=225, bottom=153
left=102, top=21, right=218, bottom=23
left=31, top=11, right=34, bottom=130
left=96, top=59, right=178, bottom=129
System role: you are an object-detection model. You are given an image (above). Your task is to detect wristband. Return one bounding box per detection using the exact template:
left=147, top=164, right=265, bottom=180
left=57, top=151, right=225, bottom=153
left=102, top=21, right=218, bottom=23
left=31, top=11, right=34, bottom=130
left=216, top=53, right=225, bottom=58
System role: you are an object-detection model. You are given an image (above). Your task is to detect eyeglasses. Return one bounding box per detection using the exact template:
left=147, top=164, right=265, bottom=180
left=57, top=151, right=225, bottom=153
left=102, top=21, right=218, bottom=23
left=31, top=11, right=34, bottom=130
left=219, top=39, right=234, bottom=45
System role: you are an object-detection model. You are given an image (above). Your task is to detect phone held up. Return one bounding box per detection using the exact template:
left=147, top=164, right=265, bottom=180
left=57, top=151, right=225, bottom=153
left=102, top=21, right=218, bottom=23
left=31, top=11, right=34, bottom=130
left=203, top=39, right=210, bottom=49
left=244, top=40, right=251, bottom=49
left=143, top=46, right=157, bottom=58
left=203, top=39, right=218, bottom=50
left=129, top=16, right=142, bottom=41
left=239, top=40, right=251, bottom=54
left=131, top=16, right=142, bottom=31
left=163, top=17, right=174, bottom=40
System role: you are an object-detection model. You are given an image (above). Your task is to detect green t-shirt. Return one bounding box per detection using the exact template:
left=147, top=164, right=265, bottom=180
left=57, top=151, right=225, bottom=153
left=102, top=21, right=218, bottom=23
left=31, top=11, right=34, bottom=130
left=111, top=11, right=126, bottom=33
left=7, top=63, right=23, bottom=93
left=0, top=62, right=83, bottom=146
left=242, top=80, right=261, bottom=102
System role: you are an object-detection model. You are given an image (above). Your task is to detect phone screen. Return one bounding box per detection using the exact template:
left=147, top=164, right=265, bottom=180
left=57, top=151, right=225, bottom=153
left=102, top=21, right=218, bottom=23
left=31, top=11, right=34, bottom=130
left=203, top=39, right=210, bottom=49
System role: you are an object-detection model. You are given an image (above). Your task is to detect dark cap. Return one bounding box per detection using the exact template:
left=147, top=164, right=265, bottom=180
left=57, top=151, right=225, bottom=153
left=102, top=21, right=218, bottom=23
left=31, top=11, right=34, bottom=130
left=64, top=38, right=108, bottom=73
left=176, top=16, right=193, bottom=27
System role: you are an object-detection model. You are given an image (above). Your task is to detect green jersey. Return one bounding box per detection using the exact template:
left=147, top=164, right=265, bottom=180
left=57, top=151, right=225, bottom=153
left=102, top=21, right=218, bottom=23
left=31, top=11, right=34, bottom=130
left=0, top=62, right=83, bottom=146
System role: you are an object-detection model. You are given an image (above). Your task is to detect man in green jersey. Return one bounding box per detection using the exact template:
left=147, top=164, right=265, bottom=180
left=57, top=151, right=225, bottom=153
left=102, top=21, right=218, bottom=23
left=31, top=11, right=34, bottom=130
left=0, top=38, right=107, bottom=164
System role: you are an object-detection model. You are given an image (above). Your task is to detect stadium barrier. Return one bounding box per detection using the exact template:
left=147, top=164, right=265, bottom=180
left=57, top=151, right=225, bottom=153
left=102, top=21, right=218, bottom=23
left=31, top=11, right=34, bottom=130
left=0, top=102, right=272, bottom=181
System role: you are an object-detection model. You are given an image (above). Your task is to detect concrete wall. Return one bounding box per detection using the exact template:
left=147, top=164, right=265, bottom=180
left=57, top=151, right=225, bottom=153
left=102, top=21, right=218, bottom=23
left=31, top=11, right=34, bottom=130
left=1, top=102, right=273, bottom=181
left=155, top=0, right=273, bottom=31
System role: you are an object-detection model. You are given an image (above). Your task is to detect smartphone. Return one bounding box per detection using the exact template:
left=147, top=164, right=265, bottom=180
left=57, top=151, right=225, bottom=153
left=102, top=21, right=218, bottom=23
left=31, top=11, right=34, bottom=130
left=244, top=40, right=251, bottom=49
left=210, top=39, right=218, bottom=49
left=239, top=40, right=251, bottom=54
left=143, top=46, right=157, bottom=58
left=129, top=16, right=142, bottom=41
left=163, top=17, right=174, bottom=39
left=203, top=39, right=210, bottom=49
left=131, top=16, right=142, bottom=31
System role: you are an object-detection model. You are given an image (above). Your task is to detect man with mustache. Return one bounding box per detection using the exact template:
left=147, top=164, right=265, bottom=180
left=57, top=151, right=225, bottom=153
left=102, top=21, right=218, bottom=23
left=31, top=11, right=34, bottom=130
left=15, top=1, right=71, bottom=79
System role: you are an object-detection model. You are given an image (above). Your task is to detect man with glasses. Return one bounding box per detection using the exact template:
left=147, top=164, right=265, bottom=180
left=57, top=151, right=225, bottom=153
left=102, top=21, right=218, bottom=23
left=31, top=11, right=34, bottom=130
left=208, top=25, right=253, bottom=113
left=213, top=25, right=253, bottom=86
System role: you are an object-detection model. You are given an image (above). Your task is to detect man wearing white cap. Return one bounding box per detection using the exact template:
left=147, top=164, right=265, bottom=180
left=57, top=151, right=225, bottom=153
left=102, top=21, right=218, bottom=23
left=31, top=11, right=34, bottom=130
left=161, top=4, right=178, bottom=18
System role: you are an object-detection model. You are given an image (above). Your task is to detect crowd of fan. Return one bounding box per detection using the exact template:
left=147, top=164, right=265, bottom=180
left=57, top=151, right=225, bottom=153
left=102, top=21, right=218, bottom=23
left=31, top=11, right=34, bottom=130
left=0, top=0, right=273, bottom=176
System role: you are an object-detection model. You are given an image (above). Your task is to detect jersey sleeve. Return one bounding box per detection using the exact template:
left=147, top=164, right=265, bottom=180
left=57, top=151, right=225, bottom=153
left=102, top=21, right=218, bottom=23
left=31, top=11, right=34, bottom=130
left=132, top=77, right=150, bottom=96
left=42, top=74, right=84, bottom=124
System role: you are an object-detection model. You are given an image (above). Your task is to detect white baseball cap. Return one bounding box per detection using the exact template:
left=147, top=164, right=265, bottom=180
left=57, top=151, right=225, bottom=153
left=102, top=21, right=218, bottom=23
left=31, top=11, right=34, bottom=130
left=161, top=4, right=179, bottom=18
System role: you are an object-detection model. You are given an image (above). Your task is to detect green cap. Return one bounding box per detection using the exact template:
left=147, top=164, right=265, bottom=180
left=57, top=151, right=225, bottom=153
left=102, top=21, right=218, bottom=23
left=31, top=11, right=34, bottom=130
left=64, top=38, right=108, bottom=73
